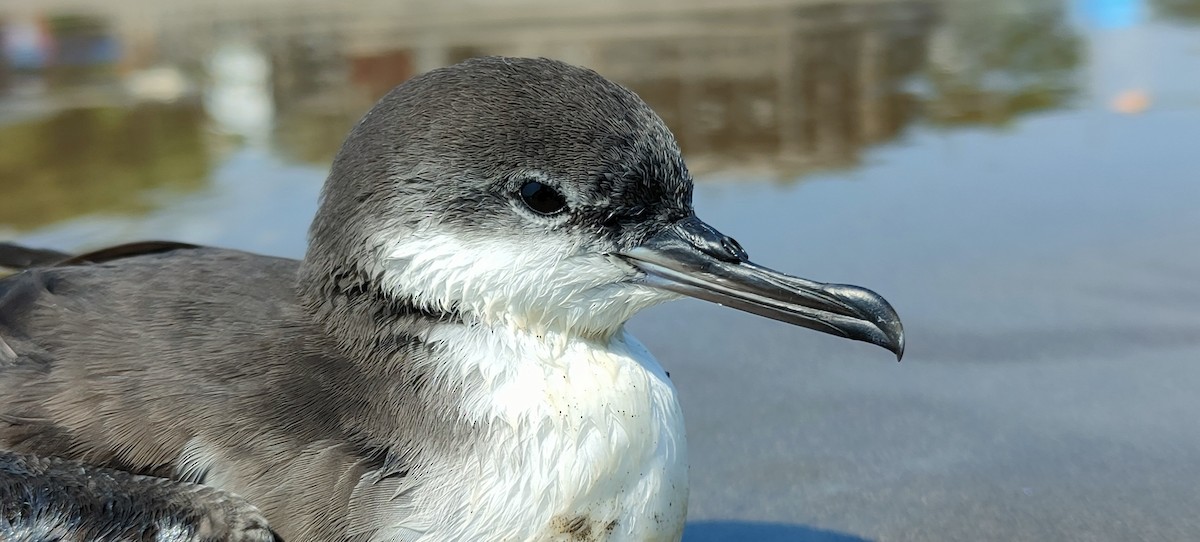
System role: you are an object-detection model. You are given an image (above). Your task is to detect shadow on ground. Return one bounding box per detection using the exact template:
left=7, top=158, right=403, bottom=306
left=684, top=521, right=871, bottom=541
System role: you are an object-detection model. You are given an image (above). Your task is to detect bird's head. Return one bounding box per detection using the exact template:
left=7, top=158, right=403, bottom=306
left=301, top=57, right=903, bottom=358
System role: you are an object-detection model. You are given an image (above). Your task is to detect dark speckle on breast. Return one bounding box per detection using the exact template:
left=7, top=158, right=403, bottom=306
left=551, top=514, right=618, bottom=541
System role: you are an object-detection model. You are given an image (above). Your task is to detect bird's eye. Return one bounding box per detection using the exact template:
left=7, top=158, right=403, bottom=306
left=518, top=180, right=568, bottom=215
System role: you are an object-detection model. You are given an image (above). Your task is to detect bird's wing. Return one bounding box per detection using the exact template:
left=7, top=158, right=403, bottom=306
left=0, top=246, right=424, bottom=540
left=0, top=450, right=278, bottom=542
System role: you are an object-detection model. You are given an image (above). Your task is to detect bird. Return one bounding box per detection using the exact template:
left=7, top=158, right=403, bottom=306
left=0, top=56, right=903, bottom=542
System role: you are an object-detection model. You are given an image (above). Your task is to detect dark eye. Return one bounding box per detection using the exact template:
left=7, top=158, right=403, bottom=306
left=518, top=180, right=568, bottom=215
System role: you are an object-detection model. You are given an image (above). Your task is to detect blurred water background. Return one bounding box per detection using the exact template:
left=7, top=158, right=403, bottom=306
left=1, top=0, right=1199, bottom=540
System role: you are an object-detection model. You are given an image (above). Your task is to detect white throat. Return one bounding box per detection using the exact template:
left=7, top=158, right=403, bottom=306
left=371, top=230, right=678, bottom=340
left=389, top=322, right=689, bottom=542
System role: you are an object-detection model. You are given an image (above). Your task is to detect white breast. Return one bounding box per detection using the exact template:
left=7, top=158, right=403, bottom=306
left=381, top=324, right=688, bottom=542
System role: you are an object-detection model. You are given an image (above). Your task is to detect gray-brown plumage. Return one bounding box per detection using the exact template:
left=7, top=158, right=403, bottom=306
left=0, top=450, right=275, bottom=542
left=0, top=56, right=903, bottom=541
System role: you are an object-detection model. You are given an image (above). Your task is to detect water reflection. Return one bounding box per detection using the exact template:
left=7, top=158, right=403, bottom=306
left=921, top=1, right=1082, bottom=125
left=1153, top=0, right=1200, bottom=22
left=601, top=4, right=935, bottom=175
left=261, top=1, right=948, bottom=174
left=0, top=0, right=1096, bottom=233
left=0, top=103, right=211, bottom=231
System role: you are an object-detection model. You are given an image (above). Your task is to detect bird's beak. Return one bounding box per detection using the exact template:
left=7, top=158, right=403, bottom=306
left=618, top=216, right=905, bottom=360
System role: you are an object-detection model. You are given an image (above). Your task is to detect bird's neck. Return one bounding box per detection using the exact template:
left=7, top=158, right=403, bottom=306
left=299, top=256, right=640, bottom=363
left=298, top=266, right=690, bottom=539
left=300, top=263, right=669, bottom=426
left=298, top=259, right=455, bottom=353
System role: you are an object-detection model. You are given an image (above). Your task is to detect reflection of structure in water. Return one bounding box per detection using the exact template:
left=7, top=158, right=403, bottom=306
left=597, top=3, right=935, bottom=174
left=255, top=0, right=1078, bottom=174
left=259, top=1, right=941, bottom=175
left=0, top=0, right=1085, bottom=177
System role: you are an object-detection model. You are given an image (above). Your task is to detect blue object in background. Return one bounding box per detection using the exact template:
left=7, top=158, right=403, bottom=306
left=1076, top=0, right=1145, bottom=29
